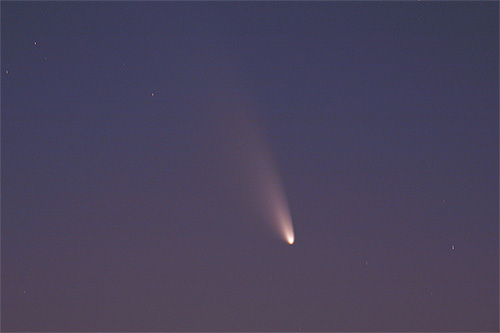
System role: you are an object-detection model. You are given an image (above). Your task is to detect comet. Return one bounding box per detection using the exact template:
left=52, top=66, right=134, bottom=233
left=193, top=65, right=295, bottom=245
left=252, top=145, right=295, bottom=245
left=214, top=101, right=295, bottom=245
left=286, top=228, right=295, bottom=245
left=270, top=175, right=294, bottom=245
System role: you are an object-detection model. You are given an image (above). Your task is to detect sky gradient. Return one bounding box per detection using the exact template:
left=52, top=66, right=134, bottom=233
left=2, top=2, right=499, bottom=332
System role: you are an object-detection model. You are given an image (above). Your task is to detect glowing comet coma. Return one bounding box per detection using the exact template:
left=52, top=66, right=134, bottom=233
left=253, top=152, right=295, bottom=245
left=194, top=67, right=294, bottom=245
left=270, top=180, right=294, bottom=245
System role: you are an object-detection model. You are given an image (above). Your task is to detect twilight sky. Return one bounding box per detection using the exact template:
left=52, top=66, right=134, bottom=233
left=2, top=1, right=498, bottom=332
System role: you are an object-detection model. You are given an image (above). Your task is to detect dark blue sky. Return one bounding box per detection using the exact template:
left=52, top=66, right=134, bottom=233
left=2, top=2, right=498, bottom=331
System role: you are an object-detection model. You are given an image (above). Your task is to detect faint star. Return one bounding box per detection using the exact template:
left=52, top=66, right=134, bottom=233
left=5, top=70, right=8, bottom=74
left=34, top=41, right=37, bottom=45
left=451, top=245, right=455, bottom=250
left=151, top=93, right=154, bottom=97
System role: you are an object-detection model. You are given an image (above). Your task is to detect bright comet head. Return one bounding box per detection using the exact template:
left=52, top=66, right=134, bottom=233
left=269, top=178, right=295, bottom=246
left=280, top=212, right=295, bottom=245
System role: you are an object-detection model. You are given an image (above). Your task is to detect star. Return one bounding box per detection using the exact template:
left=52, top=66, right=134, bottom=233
left=451, top=245, right=455, bottom=250
left=151, top=92, right=155, bottom=97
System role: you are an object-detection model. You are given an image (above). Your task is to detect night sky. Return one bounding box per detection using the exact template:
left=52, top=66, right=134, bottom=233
left=2, top=2, right=499, bottom=332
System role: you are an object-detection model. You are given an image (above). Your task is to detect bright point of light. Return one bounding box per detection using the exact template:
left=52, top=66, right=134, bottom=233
left=272, top=188, right=294, bottom=245
left=263, top=166, right=295, bottom=246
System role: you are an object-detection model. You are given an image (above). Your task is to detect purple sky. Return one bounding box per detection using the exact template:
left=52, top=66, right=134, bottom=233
left=2, top=2, right=498, bottom=331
